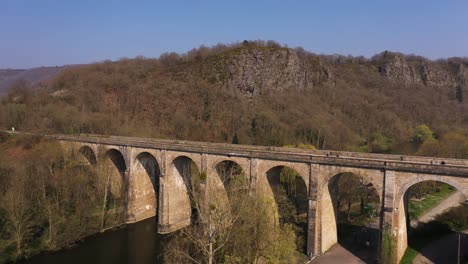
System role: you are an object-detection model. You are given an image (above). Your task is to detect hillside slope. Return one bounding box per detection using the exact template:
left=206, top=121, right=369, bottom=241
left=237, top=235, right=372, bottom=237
left=0, top=66, right=71, bottom=94
left=0, top=41, right=467, bottom=157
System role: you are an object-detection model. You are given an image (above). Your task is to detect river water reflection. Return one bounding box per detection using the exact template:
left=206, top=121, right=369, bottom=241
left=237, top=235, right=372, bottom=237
left=20, top=217, right=166, bottom=264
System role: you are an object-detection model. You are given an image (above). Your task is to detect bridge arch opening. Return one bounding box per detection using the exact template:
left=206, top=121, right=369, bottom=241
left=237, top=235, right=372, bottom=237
left=396, top=180, right=467, bottom=263
left=133, top=152, right=160, bottom=221
left=104, top=149, right=127, bottom=176
left=215, top=160, right=248, bottom=197
left=79, top=145, right=97, bottom=165
left=100, top=148, right=127, bottom=227
left=172, top=156, right=202, bottom=224
left=265, top=166, right=308, bottom=253
left=206, top=160, right=249, bottom=216
left=322, top=172, right=381, bottom=262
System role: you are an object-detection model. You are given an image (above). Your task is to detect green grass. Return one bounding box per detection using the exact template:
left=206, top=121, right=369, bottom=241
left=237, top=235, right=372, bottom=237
left=408, top=184, right=455, bottom=219
left=399, top=244, right=421, bottom=264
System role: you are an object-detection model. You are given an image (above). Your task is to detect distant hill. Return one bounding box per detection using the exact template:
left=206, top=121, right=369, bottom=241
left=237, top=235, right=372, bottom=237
left=0, top=66, right=72, bottom=94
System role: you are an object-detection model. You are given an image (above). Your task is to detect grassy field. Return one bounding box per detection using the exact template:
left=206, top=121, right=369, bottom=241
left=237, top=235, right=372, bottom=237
left=408, top=184, right=455, bottom=220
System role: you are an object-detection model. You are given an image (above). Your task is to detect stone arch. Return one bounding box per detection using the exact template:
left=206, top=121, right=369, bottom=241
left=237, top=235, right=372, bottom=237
left=104, top=148, right=127, bottom=177
left=207, top=156, right=250, bottom=179
left=394, top=174, right=468, bottom=262
left=258, top=164, right=309, bottom=253
left=101, top=148, right=127, bottom=226
left=257, top=160, right=309, bottom=188
left=213, top=159, right=249, bottom=191
left=207, top=159, right=249, bottom=212
left=166, top=151, right=202, bottom=174
left=396, top=175, right=467, bottom=203
left=256, top=161, right=309, bottom=225
left=319, top=166, right=383, bottom=203
left=319, top=169, right=383, bottom=255
left=129, top=151, right=161, bottom=221
left=78, top=145, right=97, bottom=165
left=161, top=155, right=201, bottom=231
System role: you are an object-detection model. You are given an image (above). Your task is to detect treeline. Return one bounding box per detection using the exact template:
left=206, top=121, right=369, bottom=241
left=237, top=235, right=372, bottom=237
left=0, top=41, right=467, bottom=159
left=0, top=134, right=124, bottom=263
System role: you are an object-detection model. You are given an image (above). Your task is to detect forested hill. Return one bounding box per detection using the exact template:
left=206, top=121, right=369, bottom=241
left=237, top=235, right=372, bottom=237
left=1, top=41, right=467, bottom=158
left=0, top=66, right=70, bottom=94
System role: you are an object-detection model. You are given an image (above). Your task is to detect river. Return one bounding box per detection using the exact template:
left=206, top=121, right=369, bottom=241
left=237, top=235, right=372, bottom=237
left=19, top=217, right=166, bottom=264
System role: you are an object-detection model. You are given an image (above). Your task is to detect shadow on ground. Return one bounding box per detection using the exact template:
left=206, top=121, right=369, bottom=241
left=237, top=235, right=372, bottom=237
left=337, top=223, right=379, bottom=264
left=409, top=221, right=468, bottom=263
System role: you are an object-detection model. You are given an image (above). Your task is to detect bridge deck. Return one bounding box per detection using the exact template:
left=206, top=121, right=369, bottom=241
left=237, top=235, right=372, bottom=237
left=5, top=131, right=468, bottom=176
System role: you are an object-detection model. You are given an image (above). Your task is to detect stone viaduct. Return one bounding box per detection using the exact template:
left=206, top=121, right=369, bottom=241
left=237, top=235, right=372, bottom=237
left=45, top=133, right=468, bottom=263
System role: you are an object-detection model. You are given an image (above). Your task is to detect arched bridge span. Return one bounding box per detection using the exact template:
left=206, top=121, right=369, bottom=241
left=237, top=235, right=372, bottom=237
left=39, top=133, right=468, bottom=263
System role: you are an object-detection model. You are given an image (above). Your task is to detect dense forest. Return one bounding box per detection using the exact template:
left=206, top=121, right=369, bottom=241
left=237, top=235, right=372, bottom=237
left=0, top=135, right=127, bottom=263
left=1, top=40, right=468, bottom=158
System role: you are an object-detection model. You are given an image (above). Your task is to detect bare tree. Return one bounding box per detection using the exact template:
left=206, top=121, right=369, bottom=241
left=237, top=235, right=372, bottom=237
left=2, top=171, right=35, bottom=256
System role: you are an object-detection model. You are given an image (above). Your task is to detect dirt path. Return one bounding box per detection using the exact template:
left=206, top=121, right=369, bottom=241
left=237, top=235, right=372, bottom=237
left=413, top=231, right=468, bottom=264
left=411, top=191, right=465, bottom=227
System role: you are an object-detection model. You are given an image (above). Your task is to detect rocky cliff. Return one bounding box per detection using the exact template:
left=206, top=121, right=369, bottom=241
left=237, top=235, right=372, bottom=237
left=174, top=46, right=466, bottom=97
left=376, top=51, right=468, bottom=88
left=180, top=46, right=334, bottom=96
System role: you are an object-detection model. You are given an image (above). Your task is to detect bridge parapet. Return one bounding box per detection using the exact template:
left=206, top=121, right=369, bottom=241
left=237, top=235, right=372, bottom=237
left=45, top=133, right=468, bottom=177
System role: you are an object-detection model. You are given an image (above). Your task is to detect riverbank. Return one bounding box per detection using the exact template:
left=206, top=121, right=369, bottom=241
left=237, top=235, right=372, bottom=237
left=14, top=217, right=165, bottom=264
left=0, top=222, right=126, bottom=264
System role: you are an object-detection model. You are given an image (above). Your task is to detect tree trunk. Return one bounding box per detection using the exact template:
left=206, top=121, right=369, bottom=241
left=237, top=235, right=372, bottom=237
left=48, top=208, right=53, bottom=243
left=347, top=200, right=352, bottom=220
left=360, top=196, right=365, bottom=216
left=316, top=130, right=321, bottom=149
left=208, top=210, right=213, bottom=264
left=101, top=170, right=111, bottom=229
left=15, top=224, right=22, bottom=256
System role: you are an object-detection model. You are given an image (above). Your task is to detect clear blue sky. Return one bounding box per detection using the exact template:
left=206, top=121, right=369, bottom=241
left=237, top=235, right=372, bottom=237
left=1, top=0, right=467, bottom=68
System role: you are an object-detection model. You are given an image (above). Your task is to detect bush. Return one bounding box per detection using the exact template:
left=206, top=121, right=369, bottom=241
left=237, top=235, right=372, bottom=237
left=412, top=124, right=434, bottom=144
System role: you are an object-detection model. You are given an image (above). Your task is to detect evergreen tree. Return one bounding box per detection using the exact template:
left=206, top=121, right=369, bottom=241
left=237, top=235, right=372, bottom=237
left=456, top=85, right=463, bottom=103
left=232, top=133, right=239, bottom=144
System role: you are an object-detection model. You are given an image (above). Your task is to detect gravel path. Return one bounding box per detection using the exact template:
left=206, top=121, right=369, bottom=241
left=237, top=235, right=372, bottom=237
left=411, top=191, right=465, bottom=227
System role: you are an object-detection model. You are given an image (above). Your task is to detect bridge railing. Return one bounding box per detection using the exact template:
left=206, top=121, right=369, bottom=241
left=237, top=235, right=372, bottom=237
left=50, top=133, right=468, bottom=167
left=4, top=131, right=468, bottom=169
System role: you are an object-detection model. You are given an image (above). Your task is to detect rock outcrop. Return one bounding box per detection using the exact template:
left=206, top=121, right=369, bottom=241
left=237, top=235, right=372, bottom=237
left=183, top=47, right=466, bottom=97
left=187, top=46, right=334, bottom=96
left=377, top=51, right=467, bottom=88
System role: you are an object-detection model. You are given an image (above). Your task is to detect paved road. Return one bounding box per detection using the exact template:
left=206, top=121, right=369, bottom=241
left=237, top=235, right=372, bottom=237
left=413, top=231, right=468, bottom=264
left=310, top=244, right=366, bottom=264
left=411, top=191, right=465, bottom=227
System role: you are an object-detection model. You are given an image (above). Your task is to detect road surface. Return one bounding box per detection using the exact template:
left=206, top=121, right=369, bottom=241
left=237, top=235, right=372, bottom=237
left=413, top=231, right=468, bottom=264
